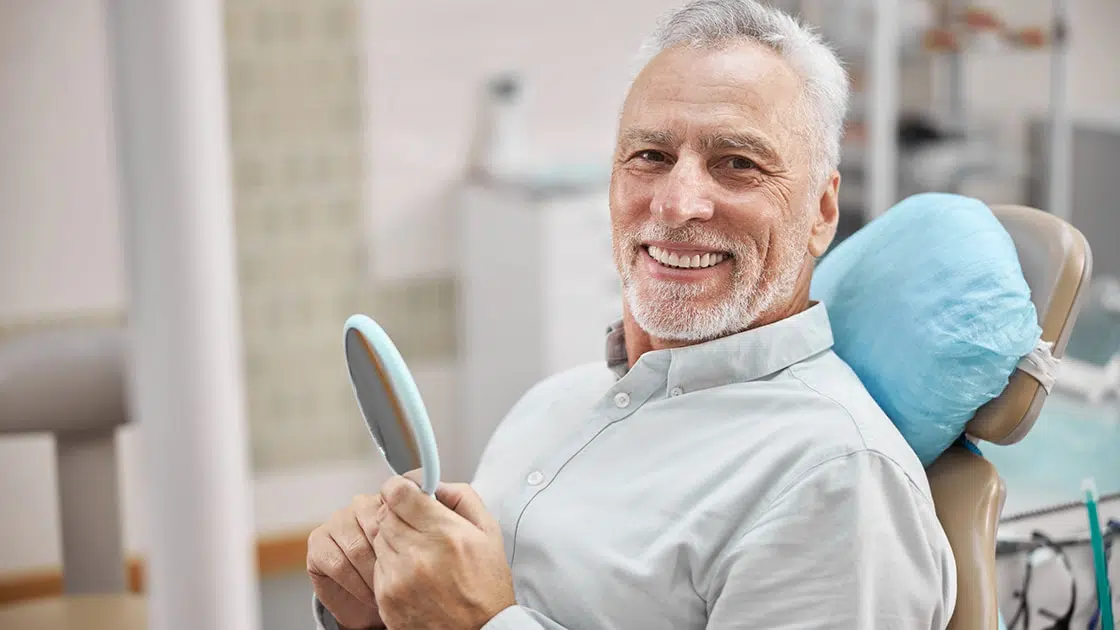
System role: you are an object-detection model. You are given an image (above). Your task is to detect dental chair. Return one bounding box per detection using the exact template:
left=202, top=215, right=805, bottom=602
left=927, top=205, right=1092, bottom=630
left=0, top=325, right=147, bottom=629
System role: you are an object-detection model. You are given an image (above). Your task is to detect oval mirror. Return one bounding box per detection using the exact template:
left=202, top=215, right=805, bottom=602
left=342, top=314, right=440, bottom=495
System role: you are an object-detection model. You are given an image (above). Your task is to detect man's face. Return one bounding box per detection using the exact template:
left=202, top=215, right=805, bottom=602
left=610, top=42, right=835, bottom=342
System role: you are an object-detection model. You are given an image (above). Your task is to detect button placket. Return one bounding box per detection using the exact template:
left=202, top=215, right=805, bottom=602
left=506, top=366, right=665, bottom=565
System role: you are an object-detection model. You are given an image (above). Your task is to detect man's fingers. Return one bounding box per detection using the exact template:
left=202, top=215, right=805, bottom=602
left=352, top=493, right=382, bottom=549
left=401, top=468, right=425, bottom=488
left=373, top=525, right=395, bottom=560
left=372, top=556, right=392, bottom=610
left=380, top=475, right=448, bottom=532
left=377, top=505, right=421, bottom=552
left=328, top=507, right=378, bottom=590
left=435, top=482, right=495, bottom=532
left=309, top=526, right=376, bottom=606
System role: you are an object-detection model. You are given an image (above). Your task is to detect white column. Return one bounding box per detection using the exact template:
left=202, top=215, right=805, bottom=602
left=867, top=0, right=900, bottom=220
left=104, top=1, right=260, bottom=629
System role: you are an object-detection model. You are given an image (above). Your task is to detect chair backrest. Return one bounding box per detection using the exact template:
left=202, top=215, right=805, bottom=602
left=0, top=326, right=130, bottom=594
left=928, top=205, right=1092, bottom=630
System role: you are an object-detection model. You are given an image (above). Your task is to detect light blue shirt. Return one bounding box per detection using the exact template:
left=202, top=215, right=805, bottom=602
left=317, top=303, right=957, bottom=629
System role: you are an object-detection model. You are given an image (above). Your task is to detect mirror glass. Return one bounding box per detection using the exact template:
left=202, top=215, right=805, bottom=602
left=343, top=315, right=440, bottom=494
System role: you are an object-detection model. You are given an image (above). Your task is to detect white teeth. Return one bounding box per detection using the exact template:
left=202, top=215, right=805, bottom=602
left=646, top=246, right=727, bottom=269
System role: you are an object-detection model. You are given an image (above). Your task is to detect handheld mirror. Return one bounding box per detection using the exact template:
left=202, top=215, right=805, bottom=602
left=343, top=314, right=440, bottom=495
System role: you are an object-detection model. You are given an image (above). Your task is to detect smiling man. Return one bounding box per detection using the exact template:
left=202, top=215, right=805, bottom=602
left=308, top=1, right=957, bottom=629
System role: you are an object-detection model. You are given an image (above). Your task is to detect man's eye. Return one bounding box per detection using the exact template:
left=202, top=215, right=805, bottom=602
left=724, top=156, right=757, bottom=170
left=636, top=150, right=669, bottom=163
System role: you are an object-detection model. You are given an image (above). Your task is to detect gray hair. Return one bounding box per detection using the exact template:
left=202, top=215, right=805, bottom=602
left=636, top=0, right=849, bottom=179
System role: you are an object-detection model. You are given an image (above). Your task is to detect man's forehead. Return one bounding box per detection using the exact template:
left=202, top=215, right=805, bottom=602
left=619, top=43, right=804, bottom=151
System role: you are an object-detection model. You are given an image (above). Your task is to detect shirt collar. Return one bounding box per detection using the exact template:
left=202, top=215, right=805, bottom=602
left=605, top=302, right=834, bottom=392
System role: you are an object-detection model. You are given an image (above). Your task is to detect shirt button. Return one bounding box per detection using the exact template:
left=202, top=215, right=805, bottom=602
left=526, top=470, right=544, bottom=486
left=669, top=386, right=683, bottom=397
left=613, top=392, right=631, bottom=408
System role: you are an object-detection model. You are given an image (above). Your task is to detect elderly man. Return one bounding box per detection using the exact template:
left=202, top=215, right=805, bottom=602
left=308, top=0, right=957, bottom=628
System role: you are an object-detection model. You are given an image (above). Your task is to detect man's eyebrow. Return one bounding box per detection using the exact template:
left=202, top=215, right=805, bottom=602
left=619, top=128, right=784, bottom=167
left=619, top=128, right=681, bottom=149
left=698, top=131, right=783, bottom=166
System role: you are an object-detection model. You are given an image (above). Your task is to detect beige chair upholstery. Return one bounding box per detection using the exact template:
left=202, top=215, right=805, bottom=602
left=928, top=205, right=1093, bottom=630
left=0, top=326, right=146, bottom=629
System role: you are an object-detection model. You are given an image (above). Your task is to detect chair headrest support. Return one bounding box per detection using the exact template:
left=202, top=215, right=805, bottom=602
left=966, top=206, right=1093, bottom=445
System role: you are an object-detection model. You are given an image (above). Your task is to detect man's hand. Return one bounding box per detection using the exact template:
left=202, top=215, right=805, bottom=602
left=307, top=494, right=385, bottom=630
left=373, top=475, right=516, bottom=630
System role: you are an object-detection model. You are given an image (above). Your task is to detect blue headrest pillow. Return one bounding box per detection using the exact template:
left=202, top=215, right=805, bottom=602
left=810, top=193, right=1042, bottom=467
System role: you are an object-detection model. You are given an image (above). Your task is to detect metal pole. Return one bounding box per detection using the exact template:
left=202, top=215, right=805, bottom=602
left=1047, top=0, right=1073, bottom=221
left=943, top=0, right=966, bottom=130
left=103, top=1, right=261, bottom=628
left=867, top=0, right=900, bottom=219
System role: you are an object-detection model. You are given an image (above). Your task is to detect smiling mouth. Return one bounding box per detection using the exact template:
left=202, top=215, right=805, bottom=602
left=644, top=245, right=731, bottom=270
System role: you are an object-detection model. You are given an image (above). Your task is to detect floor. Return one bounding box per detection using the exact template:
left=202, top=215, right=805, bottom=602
left=261, top=571, right=317, bottom=630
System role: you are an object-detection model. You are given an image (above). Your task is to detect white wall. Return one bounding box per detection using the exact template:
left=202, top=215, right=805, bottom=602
left=360, top=0, right=684, bottom=281
left=0, top=0, right=125, bottom=320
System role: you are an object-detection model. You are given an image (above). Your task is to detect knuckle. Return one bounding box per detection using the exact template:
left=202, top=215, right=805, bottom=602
left=324, top=549, right=348, bottom=575
left=353, top=498, right=381, bottom=533
left=413, top=552, right=437, bottom=578
left=344, top=537, right=373, bottom=565
left=307, top=526, right=324, bottom=548
left=408, top=551, right=427, bottom=574
left=306, top=529, right=329, bottom=566
left=379, top=575, right=403, bottom=607
left=341, top=533, right=363, bottom=555
left=443, top=529, right=468, bottom=555
left=312, top=545, right=346, bottom=577
left=385, top=481, right=409, bottom=504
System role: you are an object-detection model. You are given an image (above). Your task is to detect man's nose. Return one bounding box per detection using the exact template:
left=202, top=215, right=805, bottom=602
left=650, top=160, right=715, bottom=227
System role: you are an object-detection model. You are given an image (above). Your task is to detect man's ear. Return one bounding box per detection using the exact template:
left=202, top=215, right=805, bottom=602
left=808, top=170, right=840, bottom=258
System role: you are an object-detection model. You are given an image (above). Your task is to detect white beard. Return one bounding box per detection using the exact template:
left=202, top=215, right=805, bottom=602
left=616, top=222, right=804, bottom=342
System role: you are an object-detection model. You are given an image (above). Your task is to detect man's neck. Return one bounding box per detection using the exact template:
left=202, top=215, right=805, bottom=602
left=622, top=260, right=814, bottom=369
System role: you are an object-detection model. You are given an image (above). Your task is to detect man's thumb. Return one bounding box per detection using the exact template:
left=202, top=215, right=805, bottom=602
left=435, top=482, right=492, bottom=530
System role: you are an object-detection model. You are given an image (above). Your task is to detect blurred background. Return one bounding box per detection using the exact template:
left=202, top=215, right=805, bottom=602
left=0, top=0, right=1117, bottom=628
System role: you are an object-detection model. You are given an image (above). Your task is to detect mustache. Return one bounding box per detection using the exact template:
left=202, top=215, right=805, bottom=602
left=622, top=223, right=746, bottom=255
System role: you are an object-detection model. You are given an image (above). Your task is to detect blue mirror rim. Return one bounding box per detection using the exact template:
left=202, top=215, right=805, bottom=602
left=343, top=314, right=440, bottom=496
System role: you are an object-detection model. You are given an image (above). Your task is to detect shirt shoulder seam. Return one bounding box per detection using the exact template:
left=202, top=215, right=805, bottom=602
left=786, top=363, right=934, bottom=509
left=787, top=360, right=869, bottom=447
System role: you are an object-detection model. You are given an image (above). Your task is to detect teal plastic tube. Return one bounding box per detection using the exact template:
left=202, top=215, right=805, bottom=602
left=1083, top=478, right=1114, bottom=630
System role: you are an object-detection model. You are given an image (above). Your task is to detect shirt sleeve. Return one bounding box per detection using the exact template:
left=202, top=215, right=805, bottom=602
left=314, top=596, right=571, bottom=630
left=479, top=605, right=575, bottom=630
left=704, top=450, right=957, bottom=630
